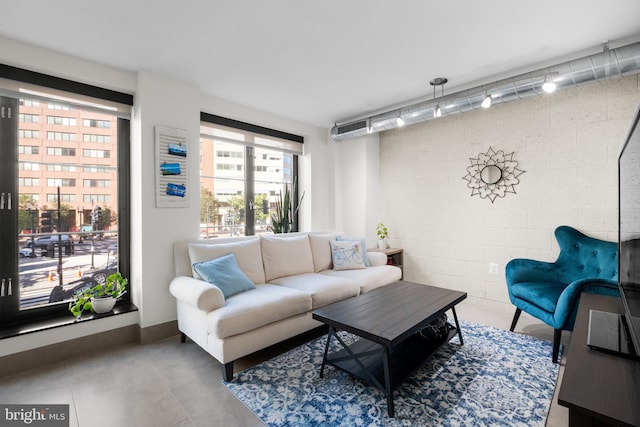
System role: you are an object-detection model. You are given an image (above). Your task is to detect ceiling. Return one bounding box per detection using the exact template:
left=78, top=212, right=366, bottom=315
left=1, top=1, right=640, bottom=128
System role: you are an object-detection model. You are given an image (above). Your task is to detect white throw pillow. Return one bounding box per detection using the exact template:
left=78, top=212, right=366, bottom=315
left=330, top=240, right=366, bottom=271
left=261, top=234, right=315, bottom=281
left=309, top=232, right=343, bottom=272
left=188, top=237, right=265, bottom=284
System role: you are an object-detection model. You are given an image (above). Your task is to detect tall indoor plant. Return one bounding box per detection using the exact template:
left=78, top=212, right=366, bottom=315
left=270, top=177, right=305, bottom=233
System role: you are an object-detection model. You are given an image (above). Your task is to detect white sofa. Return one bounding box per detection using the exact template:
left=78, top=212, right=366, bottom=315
left=169, top=231, right=402, bottom=380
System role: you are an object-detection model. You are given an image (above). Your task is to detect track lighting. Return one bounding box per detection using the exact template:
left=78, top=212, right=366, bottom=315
left=481, top=94, right=492, bottom=109
left=542, top=76, right=557, bottom=93
left=396, top=116, right=405, bottom=126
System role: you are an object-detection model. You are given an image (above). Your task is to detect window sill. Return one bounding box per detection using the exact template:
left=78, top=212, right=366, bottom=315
left=0, top=303, right=138, bottom=340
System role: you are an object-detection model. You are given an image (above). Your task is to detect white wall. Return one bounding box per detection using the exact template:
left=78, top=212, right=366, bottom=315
left=0, top=36, right=336, bottom=356
left=335, top=133, right=381, bottom=244
left=377, top=74, right=640, bottom=303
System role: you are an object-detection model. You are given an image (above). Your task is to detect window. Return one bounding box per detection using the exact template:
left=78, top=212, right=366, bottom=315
left=19, top=130, right=40, bottom=139
left=18, top=145, right=39, bottom=155
left=47, top=147, right=76, bottom=157
left=83, top=149, right=110, bottom=158
left=47, top=164, right=77, bottom=172
left=47, top=116, right=77, bottom=126
left=83, top=119, right=111, bottom=128
left=18, top=113, right=39, bottom=123
left=0, top=65, right=132, bottom=328
left=200, top=113, right=303, bottom=238
left=83, top=179, right=110, bottom=188
left=83, top=134, right=111, bottom=143
left=47, top=131, right=77, bottom=141
left=47, top=178, right=76, bottom=187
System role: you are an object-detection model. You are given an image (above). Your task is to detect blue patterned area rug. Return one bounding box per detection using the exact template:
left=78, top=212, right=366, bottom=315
left=224, top=321, right=560, bottom=427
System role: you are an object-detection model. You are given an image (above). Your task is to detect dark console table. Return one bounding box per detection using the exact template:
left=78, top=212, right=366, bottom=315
left=558, top=293, right=640, bottom=427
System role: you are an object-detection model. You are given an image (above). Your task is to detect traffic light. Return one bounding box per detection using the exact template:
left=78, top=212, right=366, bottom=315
left=91, top=206, right=102, bottom=228
left=41, top=211, right=52, bottom=233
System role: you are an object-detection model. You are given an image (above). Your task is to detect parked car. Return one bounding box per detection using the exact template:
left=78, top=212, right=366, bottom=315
left=19, top=247, right=35, bottom=258
left=26, top=234, right=73, bottom=249
left=48, top=260, right=118, bottom=303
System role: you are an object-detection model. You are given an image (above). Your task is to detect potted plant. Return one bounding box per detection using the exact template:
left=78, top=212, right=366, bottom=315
left=270, top=177, right=305, bottom=233
left=376, top=222, right=389, bottom=249
left=69, top=272, right=127, bottom=318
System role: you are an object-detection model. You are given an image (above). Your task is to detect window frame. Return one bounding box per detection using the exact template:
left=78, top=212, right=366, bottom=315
left=200, top=113, right=303, bottom=237
left=0, top=64, right=132, bottom=328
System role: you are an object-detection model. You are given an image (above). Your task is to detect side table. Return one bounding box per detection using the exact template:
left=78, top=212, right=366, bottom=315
left=370, top=247, right=403, bottom=279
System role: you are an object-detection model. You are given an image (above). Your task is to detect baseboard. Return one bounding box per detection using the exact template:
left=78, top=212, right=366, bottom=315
left=139, top=320, right=179, bottom=344
left=0, top=324, right=138, bottom=378
left=0, top=320, right=179, bottom=378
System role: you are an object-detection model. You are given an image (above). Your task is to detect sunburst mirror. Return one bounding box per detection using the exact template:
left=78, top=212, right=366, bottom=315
left=462, top=147, right=525, bottom=203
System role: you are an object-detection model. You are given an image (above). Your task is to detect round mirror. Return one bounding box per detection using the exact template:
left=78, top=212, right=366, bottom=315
left=480, top=165, right=502, bottom=184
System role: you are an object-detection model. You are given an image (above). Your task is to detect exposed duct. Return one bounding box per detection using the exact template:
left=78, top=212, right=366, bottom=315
left=331, top=41, right=640, bottom=141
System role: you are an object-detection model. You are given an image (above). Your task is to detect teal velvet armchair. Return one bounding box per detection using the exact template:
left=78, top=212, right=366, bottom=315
left=506, top=226, right=619, bottom=363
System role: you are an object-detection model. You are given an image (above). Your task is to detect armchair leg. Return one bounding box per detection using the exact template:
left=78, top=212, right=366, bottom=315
left=509, top=308, right=522, bottom=332
left=552, top=329, right=562, bottom=363
left=221, top=362, right=234, bottom=382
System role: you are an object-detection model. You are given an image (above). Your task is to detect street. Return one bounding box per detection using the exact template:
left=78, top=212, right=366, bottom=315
left=18, top=235, right=118, bottom=308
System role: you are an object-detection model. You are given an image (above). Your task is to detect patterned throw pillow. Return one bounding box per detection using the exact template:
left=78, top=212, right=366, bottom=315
left=336, top=236, right=371, bottom=267
left=330, top=240, right=367, bottom=271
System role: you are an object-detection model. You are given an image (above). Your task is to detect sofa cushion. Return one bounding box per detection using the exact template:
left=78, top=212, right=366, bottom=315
left=192, top=253, right=257, bottom=299
left=188, top=237, right=265, bottom=284
left=270, top=272, right=360, bottom=309
left=309, top=232, right=343, bottom=272
left=207, top=284, right=312, bottom=339
left=336, top=236, right=371, bottom=267
left=330, top=240, right=366, bottom=271
left=261, top=234, right=315, bottom=281
left=322, top=265, right=402, bottom=293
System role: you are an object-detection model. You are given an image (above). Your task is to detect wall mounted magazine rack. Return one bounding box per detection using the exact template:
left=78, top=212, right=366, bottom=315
left=155, top=125, right=189, bottom=208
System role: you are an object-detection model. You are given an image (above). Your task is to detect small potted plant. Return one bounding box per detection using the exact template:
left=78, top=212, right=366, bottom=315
left=69, top=272, right=127, bottom=318
left=376, top=222, right=389, bottom=249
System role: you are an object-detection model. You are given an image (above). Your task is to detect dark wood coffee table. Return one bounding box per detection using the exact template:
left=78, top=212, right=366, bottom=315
left=312, top=281, right=467, bottom=417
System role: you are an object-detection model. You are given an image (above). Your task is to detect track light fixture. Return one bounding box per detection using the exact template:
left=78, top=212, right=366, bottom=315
left=396, top=116, right=405, bottom=126
left=430, top=77, right=448, bottom=118
left=481, top=93, right=492, bottom=109
left=542, top=76, right=557, bottom=93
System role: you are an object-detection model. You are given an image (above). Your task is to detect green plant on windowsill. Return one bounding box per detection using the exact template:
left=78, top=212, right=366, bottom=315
left=69, top=272, right=128, bottom=318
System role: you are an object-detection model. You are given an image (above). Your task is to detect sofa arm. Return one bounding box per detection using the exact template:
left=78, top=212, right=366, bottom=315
left=368, top=251, right=387, bottom=267
left=169, top=276, right=225, bottom=312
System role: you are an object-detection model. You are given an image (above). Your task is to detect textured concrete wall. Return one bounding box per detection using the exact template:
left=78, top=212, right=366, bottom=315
left=379, top=74, right=640, bottom=303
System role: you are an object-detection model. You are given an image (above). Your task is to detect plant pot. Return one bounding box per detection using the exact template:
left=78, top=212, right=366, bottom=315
left=91, top=296, right=116, bottom=314
left=377, top=239, right=387, bottom=250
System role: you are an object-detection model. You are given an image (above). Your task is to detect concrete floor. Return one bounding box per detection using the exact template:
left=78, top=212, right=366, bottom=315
left=0, top=296, right=568, bottom=427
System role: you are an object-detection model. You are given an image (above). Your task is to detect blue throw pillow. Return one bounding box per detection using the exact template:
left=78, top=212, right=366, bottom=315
left=336, top=236, right=371, bottom=267
left=192, top=253, right=256, bottom=299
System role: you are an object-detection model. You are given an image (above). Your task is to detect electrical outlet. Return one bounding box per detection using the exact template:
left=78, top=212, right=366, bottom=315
left=489, top=263, right=499, bottom=275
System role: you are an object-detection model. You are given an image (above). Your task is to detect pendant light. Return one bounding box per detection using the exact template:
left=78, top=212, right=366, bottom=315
left=430, top=77, right=448, bottom=118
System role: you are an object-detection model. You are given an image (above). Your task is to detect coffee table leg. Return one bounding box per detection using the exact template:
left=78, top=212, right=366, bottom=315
left=319, top=326, right=334, bottom=378
left=383, top=346, right=394, bottom=417
left=451, top=307, right=463, bottom=346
